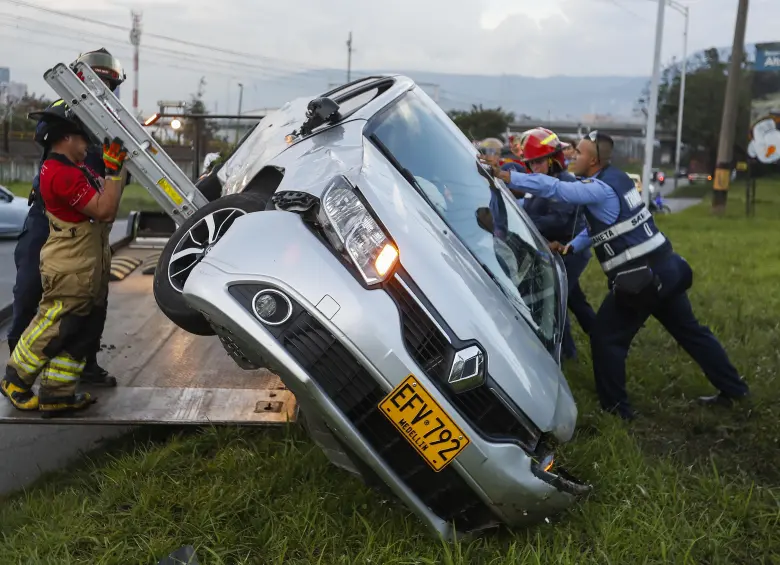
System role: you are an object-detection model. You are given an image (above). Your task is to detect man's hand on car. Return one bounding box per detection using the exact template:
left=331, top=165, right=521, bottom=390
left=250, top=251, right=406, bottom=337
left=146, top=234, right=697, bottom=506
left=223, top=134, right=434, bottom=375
left=548, top=241, right=572, bottom=255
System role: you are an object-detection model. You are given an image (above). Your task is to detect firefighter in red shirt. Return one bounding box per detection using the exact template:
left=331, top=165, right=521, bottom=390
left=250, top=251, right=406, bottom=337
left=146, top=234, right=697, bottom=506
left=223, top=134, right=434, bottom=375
left=0, top=105, right=127, bottom=416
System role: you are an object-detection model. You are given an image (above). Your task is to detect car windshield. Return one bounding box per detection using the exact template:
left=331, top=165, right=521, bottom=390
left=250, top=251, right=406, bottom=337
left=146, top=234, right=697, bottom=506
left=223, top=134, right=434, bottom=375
left=366, top=88, right=560, bottom=349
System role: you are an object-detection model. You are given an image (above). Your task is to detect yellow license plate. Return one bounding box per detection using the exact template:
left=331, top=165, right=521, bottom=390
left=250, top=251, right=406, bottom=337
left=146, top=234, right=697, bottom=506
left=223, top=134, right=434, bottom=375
left=378, top=374, right=470, bottom=472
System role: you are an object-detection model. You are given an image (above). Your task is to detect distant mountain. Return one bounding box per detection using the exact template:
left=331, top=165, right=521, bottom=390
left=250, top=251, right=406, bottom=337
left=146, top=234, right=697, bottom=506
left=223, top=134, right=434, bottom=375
left=241, top=44, right=763, bottom=122
left=246, top=68, right=648, bottom=121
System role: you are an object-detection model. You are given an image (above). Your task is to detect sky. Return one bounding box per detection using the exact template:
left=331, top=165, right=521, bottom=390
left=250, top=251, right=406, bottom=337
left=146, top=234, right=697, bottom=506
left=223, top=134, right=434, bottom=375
left=0, top=0, right=778, bottom=117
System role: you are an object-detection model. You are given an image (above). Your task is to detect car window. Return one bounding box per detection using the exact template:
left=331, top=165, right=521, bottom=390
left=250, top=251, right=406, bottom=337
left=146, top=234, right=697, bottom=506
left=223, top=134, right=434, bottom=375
left=366, top=89, right=560, bottom=350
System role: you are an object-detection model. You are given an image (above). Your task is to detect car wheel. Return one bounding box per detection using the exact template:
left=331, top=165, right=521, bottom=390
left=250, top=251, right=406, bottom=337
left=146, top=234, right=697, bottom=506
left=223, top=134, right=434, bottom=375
left=153, top=192, right=269, bottom=336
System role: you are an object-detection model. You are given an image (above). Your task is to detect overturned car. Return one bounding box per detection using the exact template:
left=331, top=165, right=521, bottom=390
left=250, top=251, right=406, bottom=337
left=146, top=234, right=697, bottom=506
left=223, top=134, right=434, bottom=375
left=152, top=76, right=591, bottom=538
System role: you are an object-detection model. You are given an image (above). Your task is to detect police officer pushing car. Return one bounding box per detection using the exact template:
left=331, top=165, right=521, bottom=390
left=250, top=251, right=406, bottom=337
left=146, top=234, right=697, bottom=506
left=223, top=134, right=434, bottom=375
left=482, top=131, right=750, bottom=420
left=0, top=105, right=128, bottom=416
left=7, top=48, right=126, bottom=388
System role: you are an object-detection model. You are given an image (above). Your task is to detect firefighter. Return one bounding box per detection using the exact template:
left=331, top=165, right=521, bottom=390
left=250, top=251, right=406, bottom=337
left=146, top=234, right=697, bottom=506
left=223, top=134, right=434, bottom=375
left=516, top=128, right=596, bottom=360
left=0, top=106, right=127, bottom=416
left=7, top=48, right=126, bottom=387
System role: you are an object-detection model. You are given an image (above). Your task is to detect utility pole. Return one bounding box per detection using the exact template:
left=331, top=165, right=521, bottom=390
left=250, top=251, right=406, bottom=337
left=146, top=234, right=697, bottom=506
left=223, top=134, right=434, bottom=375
left=712, top=0, right=749, bottom=214
left=234, top=82, right=244, bottom=145
left=346, top=32, right=353, bottom=83
left=669, top=1, right=689, bottom=194
left=641, top=0, right=667, bottom=208
left=130, top=11, right=142, bottom=116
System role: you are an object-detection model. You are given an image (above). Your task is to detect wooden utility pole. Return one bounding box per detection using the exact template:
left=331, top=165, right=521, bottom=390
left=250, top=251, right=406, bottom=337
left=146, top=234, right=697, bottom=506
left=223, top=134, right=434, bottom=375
left=346, top=32, right=353, bottom=83
left=712, top=0, right=749, bottom=214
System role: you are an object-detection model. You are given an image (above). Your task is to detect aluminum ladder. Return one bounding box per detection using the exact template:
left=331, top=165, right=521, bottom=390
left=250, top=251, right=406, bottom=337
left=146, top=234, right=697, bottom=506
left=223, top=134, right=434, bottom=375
left=42, top=61, right=208, bottom=226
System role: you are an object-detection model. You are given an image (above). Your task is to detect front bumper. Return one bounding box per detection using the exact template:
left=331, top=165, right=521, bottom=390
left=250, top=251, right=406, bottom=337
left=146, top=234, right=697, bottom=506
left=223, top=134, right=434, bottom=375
left=183, top=211, right=589, bottom=538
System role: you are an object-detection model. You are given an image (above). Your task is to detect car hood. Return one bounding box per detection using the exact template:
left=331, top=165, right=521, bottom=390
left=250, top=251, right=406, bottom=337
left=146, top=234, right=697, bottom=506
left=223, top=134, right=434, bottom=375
left=353, top=143, right=571, bottom=433
left=255, top=123, right=573, bottom=434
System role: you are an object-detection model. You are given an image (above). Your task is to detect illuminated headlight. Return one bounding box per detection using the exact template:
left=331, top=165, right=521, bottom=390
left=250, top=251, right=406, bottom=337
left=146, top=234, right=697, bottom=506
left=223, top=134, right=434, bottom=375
left=318, top=176, right=399, bottom=285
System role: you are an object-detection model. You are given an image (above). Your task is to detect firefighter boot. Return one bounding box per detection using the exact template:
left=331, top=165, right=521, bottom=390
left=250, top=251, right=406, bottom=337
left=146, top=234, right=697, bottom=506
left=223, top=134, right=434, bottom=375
left=0, top=372, right=39, bottom=411
left=80, top=360, right=117, bottom=387
left=39, top=392, right=96, bottom=419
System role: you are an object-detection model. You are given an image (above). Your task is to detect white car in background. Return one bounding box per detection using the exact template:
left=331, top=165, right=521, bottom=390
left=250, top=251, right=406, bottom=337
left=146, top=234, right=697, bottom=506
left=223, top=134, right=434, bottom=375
left=0, top=184, right=31, bottom=238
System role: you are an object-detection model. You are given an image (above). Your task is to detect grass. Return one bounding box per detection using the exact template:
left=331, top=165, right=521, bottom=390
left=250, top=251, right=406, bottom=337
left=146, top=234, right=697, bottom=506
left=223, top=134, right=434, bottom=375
left=4, top=181, right=162, bottom=219
left=1, top=181, right=779, bottom=564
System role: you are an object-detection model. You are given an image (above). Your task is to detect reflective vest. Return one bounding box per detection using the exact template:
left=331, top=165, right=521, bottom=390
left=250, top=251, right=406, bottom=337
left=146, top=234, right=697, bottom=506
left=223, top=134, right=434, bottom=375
left=584, top=166, right=671, bottom=275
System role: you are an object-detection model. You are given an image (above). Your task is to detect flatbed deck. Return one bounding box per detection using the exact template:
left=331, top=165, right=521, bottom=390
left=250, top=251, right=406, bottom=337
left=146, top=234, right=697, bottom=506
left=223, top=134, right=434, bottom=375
left=0, top=245, right=298, bottom=425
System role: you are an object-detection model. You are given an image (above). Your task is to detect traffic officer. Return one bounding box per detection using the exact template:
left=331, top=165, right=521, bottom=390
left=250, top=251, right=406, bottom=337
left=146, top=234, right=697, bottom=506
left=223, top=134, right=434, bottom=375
left=515, top=128, right=596, bottom=360
left=8, top=48, right=126, bottom=388
left=0, top=106, right=127, bottom=416
left=482, top=131, right=750, bottom=420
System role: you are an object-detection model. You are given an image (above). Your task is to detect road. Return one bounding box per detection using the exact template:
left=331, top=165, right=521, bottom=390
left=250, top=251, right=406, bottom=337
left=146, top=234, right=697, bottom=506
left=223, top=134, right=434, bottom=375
left=657, top=178, right=702, bottom=213
left=0, top=219, right=131, bottom=498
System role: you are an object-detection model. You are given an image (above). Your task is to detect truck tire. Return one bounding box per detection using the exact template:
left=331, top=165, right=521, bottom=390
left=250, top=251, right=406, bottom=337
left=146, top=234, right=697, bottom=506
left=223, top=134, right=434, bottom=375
left=153, top=192, right=269, bottom=336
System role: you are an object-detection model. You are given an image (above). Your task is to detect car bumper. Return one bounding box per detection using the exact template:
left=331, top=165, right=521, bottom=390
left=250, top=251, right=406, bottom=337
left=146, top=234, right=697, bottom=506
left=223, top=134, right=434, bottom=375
left=182, top=211, right=589, bottom=538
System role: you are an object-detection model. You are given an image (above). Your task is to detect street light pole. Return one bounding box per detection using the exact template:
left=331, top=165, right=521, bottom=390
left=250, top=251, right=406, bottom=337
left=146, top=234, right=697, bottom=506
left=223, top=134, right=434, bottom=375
left=641, top=0, right=667, bottom=208
left=671, top=1, right=689, bottom=194
left=234, top=82, right=244, bottom=145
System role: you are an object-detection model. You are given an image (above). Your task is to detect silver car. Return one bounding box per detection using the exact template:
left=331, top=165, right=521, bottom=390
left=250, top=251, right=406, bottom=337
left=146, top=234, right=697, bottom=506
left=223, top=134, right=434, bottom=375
left=153, top=76, right=591, bottom=539
left=0, top=184, right=32, bottom=238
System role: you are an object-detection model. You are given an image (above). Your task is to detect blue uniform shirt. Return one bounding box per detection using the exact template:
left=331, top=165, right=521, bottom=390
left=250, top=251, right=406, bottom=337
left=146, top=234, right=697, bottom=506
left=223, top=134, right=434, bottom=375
left=507, top=169, right=620, bottom=252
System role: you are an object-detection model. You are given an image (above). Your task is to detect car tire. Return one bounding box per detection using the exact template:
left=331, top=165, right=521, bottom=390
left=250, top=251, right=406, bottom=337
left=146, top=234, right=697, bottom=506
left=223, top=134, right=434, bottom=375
left=153, top=192, right=270, bottom=336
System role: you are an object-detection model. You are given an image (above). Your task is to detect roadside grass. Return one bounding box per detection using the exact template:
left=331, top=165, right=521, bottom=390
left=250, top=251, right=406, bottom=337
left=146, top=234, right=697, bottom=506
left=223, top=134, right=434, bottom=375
left=1, top=182, right=779, bottom=564
left=4, top=181, right=162, bottom=218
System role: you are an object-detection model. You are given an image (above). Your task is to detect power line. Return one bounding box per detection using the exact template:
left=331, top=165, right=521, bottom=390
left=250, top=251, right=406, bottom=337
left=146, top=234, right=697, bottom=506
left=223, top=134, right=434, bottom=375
left=0, top=0, right=330, bottom=74
left=0, top=15, right=328, bottom=90
left=0, top=28, right=331, bottom=98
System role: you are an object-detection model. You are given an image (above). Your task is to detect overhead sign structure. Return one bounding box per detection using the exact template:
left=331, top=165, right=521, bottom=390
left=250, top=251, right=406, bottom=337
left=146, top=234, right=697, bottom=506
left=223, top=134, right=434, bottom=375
left=747, top=42, right=780, bottom=167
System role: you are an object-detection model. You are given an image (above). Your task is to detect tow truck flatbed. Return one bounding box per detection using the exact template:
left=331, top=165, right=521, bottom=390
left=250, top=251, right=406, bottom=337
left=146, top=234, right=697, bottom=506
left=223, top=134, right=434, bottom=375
left=0, top=243, right=298, bottom=426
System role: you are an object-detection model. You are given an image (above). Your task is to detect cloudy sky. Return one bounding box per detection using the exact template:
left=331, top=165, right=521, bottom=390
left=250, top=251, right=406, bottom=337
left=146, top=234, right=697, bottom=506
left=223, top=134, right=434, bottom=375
left=0, top=0, right=777, bottom=116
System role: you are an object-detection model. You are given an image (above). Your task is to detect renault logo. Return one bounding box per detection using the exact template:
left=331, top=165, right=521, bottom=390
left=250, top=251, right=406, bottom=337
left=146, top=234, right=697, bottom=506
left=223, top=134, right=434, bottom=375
left=448, top=345, right=485, bottom=393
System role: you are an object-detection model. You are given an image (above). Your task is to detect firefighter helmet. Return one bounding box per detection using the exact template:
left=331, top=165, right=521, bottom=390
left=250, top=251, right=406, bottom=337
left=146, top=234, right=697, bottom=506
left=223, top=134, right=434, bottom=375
left=519, top=127, right=566, bottom=171
left=28, top=101, right=89, bottom=146
left=75, top=48, right=126, bottom=91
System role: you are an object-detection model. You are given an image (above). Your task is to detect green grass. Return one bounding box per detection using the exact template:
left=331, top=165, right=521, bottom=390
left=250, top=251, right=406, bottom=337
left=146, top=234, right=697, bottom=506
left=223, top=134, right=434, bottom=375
left=5, top=181, right=162, bottom=219
left=1, top=182, right=780, bottom=564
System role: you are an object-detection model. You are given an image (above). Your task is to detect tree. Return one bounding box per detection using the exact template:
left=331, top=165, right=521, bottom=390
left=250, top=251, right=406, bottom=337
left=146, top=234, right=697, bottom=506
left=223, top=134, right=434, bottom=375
left=636, top=48, right=752, bottom=170
left=447, top=104, right=515, bottom=140
left=182, top=77, right=219, bottom=151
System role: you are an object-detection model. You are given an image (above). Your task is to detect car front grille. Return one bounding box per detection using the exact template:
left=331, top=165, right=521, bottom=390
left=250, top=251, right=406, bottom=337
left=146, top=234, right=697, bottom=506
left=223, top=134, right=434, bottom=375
left=277, top=309, right=496, bottom=532
left=384, top=274, right=542, bottom=453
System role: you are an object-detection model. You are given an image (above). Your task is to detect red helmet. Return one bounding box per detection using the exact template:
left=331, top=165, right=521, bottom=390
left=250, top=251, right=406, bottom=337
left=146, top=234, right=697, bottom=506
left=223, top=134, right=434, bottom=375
left=520, top=127, right=566, bottom=170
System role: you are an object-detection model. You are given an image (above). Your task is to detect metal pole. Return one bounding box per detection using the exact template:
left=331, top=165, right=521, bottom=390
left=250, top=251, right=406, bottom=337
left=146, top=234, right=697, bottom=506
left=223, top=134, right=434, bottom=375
left=193, top=118, right=202, bottom=181
left=234, top=83, right=243, bottom=145
left=672, top=5, right=689, bottom=194
left=641, top=0, right=667, bottom=208
left=346, top=32, right=353, bottom=83
left=712, top=0, right=749, bottom=214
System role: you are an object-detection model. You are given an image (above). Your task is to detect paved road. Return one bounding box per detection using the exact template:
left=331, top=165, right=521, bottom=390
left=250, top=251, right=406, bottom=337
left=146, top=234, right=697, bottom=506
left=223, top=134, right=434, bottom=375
left=654, top=178, right=703, bottom=214
left=0, top=218, right=131, bottom=498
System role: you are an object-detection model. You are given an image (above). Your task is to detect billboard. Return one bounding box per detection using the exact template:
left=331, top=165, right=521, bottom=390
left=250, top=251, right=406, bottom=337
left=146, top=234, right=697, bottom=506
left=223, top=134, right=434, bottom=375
left=747, top=42, right=780, bottom=166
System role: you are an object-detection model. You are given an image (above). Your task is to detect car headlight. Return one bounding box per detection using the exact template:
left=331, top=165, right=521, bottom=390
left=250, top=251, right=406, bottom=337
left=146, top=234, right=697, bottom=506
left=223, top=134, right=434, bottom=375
left=318, top=175, right=399, bottom=285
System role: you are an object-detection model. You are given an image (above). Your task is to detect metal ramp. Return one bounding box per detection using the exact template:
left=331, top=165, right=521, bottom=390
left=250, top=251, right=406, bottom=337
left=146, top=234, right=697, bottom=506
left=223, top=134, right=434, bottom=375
left=0, top=246, right=297, bottom=426
left=0, top=59, right=298, bottom=426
